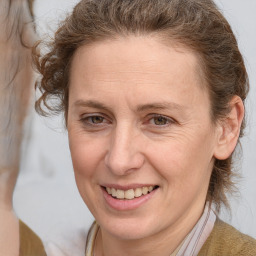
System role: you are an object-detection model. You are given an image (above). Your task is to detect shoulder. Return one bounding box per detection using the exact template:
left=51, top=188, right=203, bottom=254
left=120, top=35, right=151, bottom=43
left=19, top=220, right=47, bottom=256
left=199, top=218, right=256, bottom=256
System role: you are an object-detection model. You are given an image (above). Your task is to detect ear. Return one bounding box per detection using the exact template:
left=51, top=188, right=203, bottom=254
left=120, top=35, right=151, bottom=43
left=214, top=96, right=244, bottom=160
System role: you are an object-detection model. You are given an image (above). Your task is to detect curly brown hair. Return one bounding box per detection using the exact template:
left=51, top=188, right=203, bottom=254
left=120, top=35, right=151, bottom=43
left=33, top=0, right=249, bottom=212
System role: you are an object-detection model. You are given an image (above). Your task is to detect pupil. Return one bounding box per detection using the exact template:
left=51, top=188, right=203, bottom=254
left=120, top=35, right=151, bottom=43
left=92, top=116, right=103, bottom=123
left=154, top=116, right=166, bottom=125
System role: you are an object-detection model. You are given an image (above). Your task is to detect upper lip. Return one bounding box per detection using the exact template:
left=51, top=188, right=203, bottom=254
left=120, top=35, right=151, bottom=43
left=101, top=184, right=158, bottom=190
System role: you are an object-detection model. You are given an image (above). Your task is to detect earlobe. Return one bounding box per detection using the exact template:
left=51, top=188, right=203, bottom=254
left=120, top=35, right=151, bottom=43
left=214, top=96, right=244, bottom=160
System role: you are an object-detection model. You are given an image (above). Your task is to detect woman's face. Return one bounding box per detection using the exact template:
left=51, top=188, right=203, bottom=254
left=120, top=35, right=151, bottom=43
left=67, top=36, right=220, bottom=240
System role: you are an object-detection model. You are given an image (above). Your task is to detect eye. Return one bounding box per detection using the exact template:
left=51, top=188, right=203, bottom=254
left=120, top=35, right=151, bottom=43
left=88, top=116, right=104, bottom=124
left=80, top=114, right=109, bottom=127
left=151, top=116, right=168, bottom=125
left=148, top=114, right=174, bottom=126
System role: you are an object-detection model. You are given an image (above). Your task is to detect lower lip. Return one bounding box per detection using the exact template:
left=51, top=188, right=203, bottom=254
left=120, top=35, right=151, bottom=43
left=102, top=187, right=158, bottom=211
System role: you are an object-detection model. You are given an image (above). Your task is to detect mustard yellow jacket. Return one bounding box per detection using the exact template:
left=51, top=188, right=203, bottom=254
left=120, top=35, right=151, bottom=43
left=20, top=218, right=256, bottom=256
left=199, top=219, right=256, bottom=255
left=19, top=220, right=46, bottom=256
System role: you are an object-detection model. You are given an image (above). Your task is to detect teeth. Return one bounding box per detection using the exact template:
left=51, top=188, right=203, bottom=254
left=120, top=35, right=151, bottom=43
left=116, top=189, right=124, bottom=199
left=124, top=189, right=135, bottom=200
left=106, top=186, right=156, bottom=200
left=142, top=187, right=149, bottom=195
left=134, top=188, right=142, bottom=198
left=111, top=188, right=117, bottom=197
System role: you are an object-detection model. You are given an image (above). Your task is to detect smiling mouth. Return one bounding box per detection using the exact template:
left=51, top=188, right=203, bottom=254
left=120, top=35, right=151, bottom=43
left=104, top=186, right=159, bottom=200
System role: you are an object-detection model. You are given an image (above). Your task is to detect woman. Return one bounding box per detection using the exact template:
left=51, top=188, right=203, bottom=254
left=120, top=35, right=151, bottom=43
left=0, top=0, right=46, bottom=255
left=34, top=0, right=256, bottom=255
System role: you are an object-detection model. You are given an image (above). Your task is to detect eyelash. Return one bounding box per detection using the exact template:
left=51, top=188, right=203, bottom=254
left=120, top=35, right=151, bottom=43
left=79, top=114, right=175, bottom=128
left=80, top=114, right=110, bottom=127
left=146, top=114, right=175, bottom=127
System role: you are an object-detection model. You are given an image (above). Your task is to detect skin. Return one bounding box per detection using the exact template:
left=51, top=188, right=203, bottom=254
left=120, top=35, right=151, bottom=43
left=67, top=36, right=244, bottom=256
left=0, top=0, right=36, bottom=255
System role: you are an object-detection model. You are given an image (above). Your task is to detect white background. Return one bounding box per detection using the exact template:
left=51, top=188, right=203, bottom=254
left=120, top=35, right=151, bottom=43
left=13, top=0, right=256, bottom=252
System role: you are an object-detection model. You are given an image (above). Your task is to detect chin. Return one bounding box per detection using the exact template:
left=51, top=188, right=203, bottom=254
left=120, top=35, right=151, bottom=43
left=98, top=214, right=162, bottom=240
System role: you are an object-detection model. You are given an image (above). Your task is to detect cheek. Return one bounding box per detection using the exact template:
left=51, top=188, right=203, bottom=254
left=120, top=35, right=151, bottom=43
left=68, top=129, right=105, bottom=179
left=147, top=132, right=215, bottom=187
left=68, top=130, right=106, bottom=208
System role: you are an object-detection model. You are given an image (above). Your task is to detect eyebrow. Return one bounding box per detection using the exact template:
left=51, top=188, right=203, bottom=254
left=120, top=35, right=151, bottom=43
left=136, top=102, right=186, bottom=112
left=73, top=100, right=110, bottom=111
left=73, top=99, right=186, bottom=113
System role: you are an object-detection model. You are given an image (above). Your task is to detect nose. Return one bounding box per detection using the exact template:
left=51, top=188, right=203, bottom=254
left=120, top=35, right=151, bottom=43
left=104, top=124, right=145, bottom=176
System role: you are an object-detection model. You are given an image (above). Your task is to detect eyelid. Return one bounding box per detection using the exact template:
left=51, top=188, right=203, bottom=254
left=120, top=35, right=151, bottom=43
left=79, top=113, right=176, bottom=127
left=80, top=113, right=111, bottom=125
left=146, top=114, right=176, bottom=126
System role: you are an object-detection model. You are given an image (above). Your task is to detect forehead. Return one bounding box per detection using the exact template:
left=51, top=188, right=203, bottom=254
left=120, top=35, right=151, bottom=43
left=71, top=36, right=204, bottom=81
left=69, top=36, right=209, bottom=110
